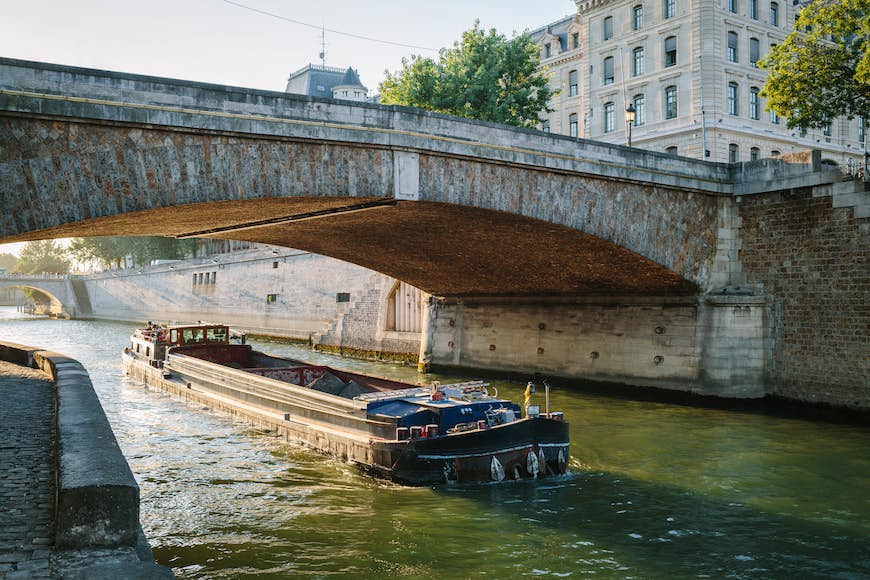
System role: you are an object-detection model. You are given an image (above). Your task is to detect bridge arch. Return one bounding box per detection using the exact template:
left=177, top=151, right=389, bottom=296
left=0, top=57, right=728, bottom=298
left=0, top=281, right=68, bottom=317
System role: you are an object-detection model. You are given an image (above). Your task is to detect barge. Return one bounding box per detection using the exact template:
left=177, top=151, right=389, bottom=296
left=123, top=323, right=570, bottom=485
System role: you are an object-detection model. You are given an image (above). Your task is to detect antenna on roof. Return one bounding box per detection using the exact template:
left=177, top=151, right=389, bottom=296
left=319, top=24, right=327, bottom=67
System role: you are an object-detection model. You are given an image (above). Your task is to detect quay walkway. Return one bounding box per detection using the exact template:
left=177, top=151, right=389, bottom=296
left=0, top=348, right=171, bottom=579
left=0, top=361, right=54, bottom=578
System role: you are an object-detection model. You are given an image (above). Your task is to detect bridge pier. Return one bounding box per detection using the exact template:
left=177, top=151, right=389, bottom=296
left=425, top=293, right=769, bottom=399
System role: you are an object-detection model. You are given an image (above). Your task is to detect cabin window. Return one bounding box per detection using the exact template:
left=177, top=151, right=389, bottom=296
left=206, top=327, right=227, bottom=342
left=386, top=281, right=423, bottom=333
left=183, top=329, right=195, bottom=343
left=171, top=329, right=178, bottom=343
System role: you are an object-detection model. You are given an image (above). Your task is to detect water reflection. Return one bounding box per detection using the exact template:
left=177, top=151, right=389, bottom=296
left=0, top=309, right=868, bottom=578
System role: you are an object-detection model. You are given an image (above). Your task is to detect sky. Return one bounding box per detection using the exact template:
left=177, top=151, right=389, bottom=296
left=0, top=0, right=576, bottom=256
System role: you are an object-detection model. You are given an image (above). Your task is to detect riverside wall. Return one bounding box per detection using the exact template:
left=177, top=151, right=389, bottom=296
left=82, top=248, right=421, bottom=359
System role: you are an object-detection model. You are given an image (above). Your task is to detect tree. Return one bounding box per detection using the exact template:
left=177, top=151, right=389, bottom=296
left=13, top=240, right=70, bottom=274
left=759, top=0, right=870, bottom=129
left=0, top=253, right=17, bottom=270
left=68, top=236, right=198, bottom=269
left=379, top=22, right=556, bottom=128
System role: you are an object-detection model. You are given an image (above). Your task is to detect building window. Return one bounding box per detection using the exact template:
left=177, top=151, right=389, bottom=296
left=770, top=108, right=779, bottom=124
left=770, top=2, right=778, bottom=26
left=266, top=293, right=278, bottom=303
left=385, top=282, right=422, bottom=333
left=727, top=31, right=738, bottom=63
left=336, top=292, right=350, bottom=303
left=569, top=113, right=578, bottom=137
left=666, top=146, right=678, bottom=156
left=823, top=118, right=832, bottom=138
left=750, top=0, right=758, bottom=19
left=604, top=16, right=613, bottom=40
left=729, top=0, right=737, bottom=13
left=544, top=44, right=551, bottom=58
left=633, top=47, right=644, bottom=76
left=750, top=147, right=760, bottom=161
left=569, top=69, right=578, bottom=96
left=192, top=274, right=197, bottom=287
left=665, top=85, right=678, bottom=119
left=572, top=32, right=580, bottom=50
left=665, top=0, right=675, bottom=19
left=604, top=102, right=615, bottom=133
left=859, top=117, right=865, bottom=144
left=633, top=5, right=643, bottom=30
left=542, top=119, right=550, bottom=133
left=728, top=82, right=739, bottom=115
left=664, top=36, right=677, bottom=67
left=272, top=261, right=279, bottom=268
left=633, top=94, right=646, bottom=126
left=749, top=87, right=760, bottom=119
left=729, top=143, right=739, bottom=163
left=211, top=271, right=216, bottom=284
left=771, top=149, right=781, bottom=156
left=750, top=38, right=760, bottom=67
left=603, top=56, right=615, bottom=84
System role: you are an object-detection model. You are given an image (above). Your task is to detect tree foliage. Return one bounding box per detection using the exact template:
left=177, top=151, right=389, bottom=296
left=0, top=253, right=17, bottom=270
left=379, top=22, right=555, bottom=128
left=759, top=0, right=870, bottom=129
left=13, top=240, right=70, bottom=275
left=68, top=236, right=198, bottom=269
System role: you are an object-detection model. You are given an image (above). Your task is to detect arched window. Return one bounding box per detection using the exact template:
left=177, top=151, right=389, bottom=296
left=728, top=82, right=739, bottom=115
left=385, top=282, right=422, bottom=333
left=750, top=147, right=760, bottom=161
left=664, top=85, right=678, bottom=119
left=750, top=38, right=760, bottom=67
left=727, top=31, right=739, bottom=62
left=633, top=94, right=646, bottom=126
left=771, top=149, right=781, bottom=156
left=729, top=143, right=739, bottom=163
left=633, top=46, right=644, bottom=76
left=664, top=36, right=677, bottom=67
left=666, top=146, right=678, bottom=156
left=604, top=102, right=615, bottom=133
left=603, top=16, right=614, bottom=40
left=603, top=56, right=615, bottom=84
left=749, top=87, right=760, bottom=119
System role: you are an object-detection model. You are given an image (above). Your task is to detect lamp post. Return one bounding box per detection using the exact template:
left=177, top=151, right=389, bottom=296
left=625, top=104, right=636, bottom=148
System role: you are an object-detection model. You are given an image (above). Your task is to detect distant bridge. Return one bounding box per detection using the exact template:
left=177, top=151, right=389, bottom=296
left=0, top=274, right=89, bottom=318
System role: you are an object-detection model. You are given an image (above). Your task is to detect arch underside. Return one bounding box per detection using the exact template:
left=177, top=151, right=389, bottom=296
left=0, top=284, right=63, bottom=309
left=2, top=198, right=697, bottom=298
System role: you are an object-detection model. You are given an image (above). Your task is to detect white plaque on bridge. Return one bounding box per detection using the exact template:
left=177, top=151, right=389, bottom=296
left=393, top=151, right=420, bottom=201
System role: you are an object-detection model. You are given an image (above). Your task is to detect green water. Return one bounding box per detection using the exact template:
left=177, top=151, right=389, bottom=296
left=1, top=309, right=868, bottom=578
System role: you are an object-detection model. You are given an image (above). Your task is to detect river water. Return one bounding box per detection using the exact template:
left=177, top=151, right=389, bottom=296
left=1, top=308, right=868, bottom=579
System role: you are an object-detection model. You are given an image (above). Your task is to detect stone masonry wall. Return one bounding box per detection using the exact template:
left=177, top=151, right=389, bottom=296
left=83, top=249, right=419, bottom=358
left=430, top=299, right=706, bottom=392
left=737, top=190, right=869, bottom=407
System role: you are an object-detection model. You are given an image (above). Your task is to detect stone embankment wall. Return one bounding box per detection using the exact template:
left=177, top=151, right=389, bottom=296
left=737, top=186, right=869, bottom=407
left=83, top=248, right=421, bottom=359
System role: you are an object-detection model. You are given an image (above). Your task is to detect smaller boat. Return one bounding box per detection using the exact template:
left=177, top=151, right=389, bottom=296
left=123, top=322, right=570, bottom=485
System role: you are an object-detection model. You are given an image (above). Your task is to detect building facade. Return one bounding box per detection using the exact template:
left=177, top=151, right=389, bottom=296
left=533, top=0, right=866, bottom=168
left=285, top=64, right=368, bottom=102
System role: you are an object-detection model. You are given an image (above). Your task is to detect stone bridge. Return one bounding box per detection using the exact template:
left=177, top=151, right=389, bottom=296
left=0, top=275, right=87, bottom=318
left=1, top=58, right=865, bottom=407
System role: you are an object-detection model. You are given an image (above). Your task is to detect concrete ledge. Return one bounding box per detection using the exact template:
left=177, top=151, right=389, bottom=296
left=0, top=341, right=39, bottom=366
left=31, top=350, right=140, bottom=549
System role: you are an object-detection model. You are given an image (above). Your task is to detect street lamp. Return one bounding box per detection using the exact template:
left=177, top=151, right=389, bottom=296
left=625, top=104, right=636, bottom=148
